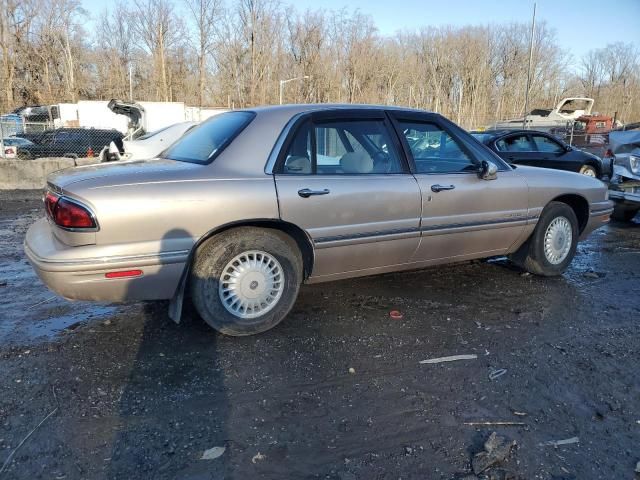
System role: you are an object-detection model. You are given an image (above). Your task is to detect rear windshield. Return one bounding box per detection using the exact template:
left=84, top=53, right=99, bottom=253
left=162, top=111, right=255, bottom=164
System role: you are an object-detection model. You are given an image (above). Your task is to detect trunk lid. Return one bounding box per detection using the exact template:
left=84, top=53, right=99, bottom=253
left=47, top=158, right=200, bottom=190
left=107, top=99, right=145, bottom=140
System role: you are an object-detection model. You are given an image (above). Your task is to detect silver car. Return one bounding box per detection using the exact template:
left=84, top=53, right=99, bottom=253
left=25, top=105, right=613, bottom=336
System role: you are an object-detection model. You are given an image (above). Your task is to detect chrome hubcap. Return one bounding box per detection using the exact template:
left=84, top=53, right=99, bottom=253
left=218, top=251, right=284, bottom=319
left=543, top=216, right=572, bottom=264
left=581, top=167, right=596, bottom=177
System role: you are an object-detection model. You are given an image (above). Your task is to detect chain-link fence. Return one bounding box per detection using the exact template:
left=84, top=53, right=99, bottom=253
left=0, top=109, right=615, bottom=161
left=1, top=119, right=122, bottom=161
left=0, top=102, right=232, bottom=160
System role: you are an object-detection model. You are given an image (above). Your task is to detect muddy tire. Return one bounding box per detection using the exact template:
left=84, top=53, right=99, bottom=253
left=510, top=201, right=579, bottom=277
left=611, top=205, right=638, bottom=222
left=190, top=227, right=302, bottom=336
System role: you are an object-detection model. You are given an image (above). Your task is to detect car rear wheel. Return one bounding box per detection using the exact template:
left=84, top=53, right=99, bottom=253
left=579, top=165, right=597, bottom=177
left=510, top=201, right=579, bottom=276
left=190, top=227, right=303, bottom=336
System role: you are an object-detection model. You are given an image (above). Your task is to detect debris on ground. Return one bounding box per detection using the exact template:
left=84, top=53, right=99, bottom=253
left=463, top=421, right=526, bottom=427
left=419, top=354, right=477, bottom=364
left=200, top=446, right=226, bottom=460
left=389, top=310, right=403, bottom=320
left=348, top=367, right=356, bottom=374
left=251, top=452, right=266, bottom=463
left=538, top=437, right=579, bottom=447
left=489, top=368, right=507, bottom=380
left=471, top=432, right=517, bottom=475
left=0, top=387, right=59, bottom=475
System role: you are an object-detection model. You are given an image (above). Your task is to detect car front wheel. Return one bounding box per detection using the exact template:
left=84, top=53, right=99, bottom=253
left=510, top=201, right=579, bottom=276
left=190, top=227, right=303, bottom=336
left=579, top=164, right=597, bottom=177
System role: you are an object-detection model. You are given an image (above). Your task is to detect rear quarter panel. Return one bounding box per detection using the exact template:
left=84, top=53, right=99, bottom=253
left=68, top=174, right=280, bottom=259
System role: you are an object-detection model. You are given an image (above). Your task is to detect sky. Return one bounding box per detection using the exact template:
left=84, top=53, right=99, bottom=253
left=83, top=0, right=640, bottom=64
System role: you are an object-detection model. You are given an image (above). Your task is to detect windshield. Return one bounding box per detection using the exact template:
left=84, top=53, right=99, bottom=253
left=162, top=112, right=255, bottom=164
left=470, top=132, right=494, bottom=143
left=137, top=124, right=174, bottom=140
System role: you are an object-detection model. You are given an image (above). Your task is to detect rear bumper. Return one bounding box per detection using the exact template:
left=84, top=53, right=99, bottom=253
left=24, top=218, right=186, bottom=302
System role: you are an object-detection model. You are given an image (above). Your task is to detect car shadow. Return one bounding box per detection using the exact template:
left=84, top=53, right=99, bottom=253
left=105, top=229, right=232, bottom=479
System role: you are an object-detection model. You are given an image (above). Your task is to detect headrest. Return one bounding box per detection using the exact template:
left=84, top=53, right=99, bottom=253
left=285, top=156, right=311, bottom=174
left=340, top=151, right=373, bottom=174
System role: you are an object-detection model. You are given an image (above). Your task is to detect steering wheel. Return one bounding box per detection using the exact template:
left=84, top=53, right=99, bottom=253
left=373, top=151, right=393, bottom=173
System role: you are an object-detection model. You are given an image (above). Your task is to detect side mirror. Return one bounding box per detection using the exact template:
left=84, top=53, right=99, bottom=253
left=478, top=160, right=498, bottom=180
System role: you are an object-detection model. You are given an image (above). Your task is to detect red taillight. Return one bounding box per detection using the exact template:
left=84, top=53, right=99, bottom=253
left=45, top=192, right=59, bottom=218
left=54, top=198, right=96, bottom=228
left=604, top=148, right=613, bottom=158
left=105, top=270, right=143, bottom=279
left=45, top=192, right=96, bottom=229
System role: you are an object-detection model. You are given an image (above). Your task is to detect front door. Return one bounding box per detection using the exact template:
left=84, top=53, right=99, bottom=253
left=274, top=110, right=422, bottom=280
left=529, top=133, right=577, bottom=173
left=493, top=133, right=540, bottom=167
left=389, top=113, right=529, bottom=263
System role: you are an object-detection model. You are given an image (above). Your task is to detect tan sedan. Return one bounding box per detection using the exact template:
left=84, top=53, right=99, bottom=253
left=25, top=105, right=613, bottom=335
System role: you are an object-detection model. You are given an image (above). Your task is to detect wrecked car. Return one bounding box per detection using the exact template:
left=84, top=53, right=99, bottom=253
left=491, top=98, right=595, bottom=131
left=25, top=105, right=612, bottom=336
left=608, top=129, right=640, bottom=221
left=102, top=122, right=198, bottom=162
left=471, top=129, right=611, bottom=179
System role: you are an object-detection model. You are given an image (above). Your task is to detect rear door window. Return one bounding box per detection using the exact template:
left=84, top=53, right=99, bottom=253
left=281, top=118, right=405, bottom=175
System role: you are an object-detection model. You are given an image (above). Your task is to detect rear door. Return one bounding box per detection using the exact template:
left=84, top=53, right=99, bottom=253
left=274, top=109, right=422, bottom=280
left=389, top=112, right=529, bottom=262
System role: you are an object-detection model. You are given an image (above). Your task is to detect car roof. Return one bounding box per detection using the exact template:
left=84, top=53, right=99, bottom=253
left=470, top=129, right=556, bottom=139
left=242, top=103, right=434, bottom=116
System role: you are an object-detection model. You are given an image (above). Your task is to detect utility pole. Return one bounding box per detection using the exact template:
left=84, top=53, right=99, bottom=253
left=129, top=63, right=134, bottom=102
left=523, top=2, right=536, bottom=129
left=279, top=76, right=311, bottom=105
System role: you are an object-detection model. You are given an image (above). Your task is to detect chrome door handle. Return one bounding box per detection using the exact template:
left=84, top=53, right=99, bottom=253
left=298, top=188, right=330, bottom=198
left=431, top=184, right=455, bottom=193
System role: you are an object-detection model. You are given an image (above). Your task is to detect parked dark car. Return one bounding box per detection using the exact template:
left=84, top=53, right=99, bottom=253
left=471, top=129, right=611, bottom=180
left=16, top=128, right=124, bottom=160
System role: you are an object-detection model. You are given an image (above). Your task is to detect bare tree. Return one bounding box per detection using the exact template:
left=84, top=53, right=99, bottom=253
left=184, top=0, right=222, bottom=107
left=132, top=0, right=183, bottom=101
left=1, top=0, right=639, bottom=125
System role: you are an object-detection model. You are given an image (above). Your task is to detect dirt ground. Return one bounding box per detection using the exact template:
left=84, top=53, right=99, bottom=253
left=0, top=190, right=638, bottom=480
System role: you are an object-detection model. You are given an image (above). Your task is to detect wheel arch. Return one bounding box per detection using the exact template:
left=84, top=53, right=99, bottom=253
left=550, top=193, right=589, bottom=234
left=168, top=218, right=315, bottom=324
left=191, top=219, right=315, bottom=279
